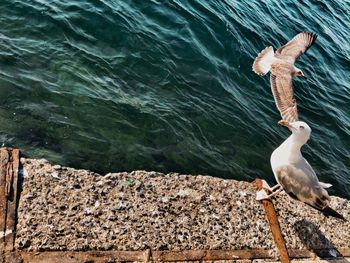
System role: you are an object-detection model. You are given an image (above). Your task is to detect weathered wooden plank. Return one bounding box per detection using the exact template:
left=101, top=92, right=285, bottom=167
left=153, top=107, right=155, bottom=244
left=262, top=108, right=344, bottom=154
left=0, top=148, right=10, bottom=256
left=288, top=248, right=350, bottom=259
left=151, top=249, right=272, bottom=261
left=338, top=248, right=350, bottom=257
left=19, top=250, right=150, bottom=263
left=11, top=249, right=350, bottom=262
left=255, top=179, right=291, bottom=263
left=0, top=147, right=21, bottom=260
left=288, top=249, right=315, bottom=259
left=6, top=249, right=272, bottom=262
left=4, top=149, right=20, bottom=252
left=3, top=251, right=21, bottom=263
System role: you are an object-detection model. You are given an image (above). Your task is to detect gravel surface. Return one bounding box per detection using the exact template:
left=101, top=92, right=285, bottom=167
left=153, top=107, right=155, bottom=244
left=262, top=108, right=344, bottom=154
left=15, top=158, right=349, bottom=253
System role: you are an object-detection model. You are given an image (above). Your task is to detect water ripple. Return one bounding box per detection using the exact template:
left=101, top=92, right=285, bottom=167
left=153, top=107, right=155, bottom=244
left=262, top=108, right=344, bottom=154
left=0, top=0, right=348, bottom=197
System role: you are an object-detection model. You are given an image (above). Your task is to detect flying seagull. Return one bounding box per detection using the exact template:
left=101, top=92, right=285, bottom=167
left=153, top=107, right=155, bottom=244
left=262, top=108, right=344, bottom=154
left=252, top=32, right=317, bottom=122
left=256, top=120, right=344, bottom=220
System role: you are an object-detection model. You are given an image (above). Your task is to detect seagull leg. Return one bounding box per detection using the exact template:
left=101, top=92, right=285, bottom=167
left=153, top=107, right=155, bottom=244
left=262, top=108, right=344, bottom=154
left=256, top=189, right=269, bottom=200
left=270, top=184, right=282, bottom=192
left=261, top=180, right=281, bottom=192
left=267, top=187, right=282, bottom=198
left=256, top=188, right=282, bottom=200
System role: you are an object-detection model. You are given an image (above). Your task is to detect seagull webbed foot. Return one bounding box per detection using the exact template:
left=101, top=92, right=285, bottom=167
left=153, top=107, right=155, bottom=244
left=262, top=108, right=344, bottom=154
left=256, top=180, right=282, bottom=200
left=256, top=189, right=270, bottom=200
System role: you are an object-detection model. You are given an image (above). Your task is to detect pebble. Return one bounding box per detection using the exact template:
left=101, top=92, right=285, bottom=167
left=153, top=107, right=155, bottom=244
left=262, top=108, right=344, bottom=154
left=51, top=171, right=60, bottom=179
left=52, top=165, right=61, bottom=170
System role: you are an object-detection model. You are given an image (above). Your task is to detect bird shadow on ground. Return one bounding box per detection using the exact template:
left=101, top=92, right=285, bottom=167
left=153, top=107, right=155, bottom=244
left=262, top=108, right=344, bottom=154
left=293, top=219, right=348, bottom=262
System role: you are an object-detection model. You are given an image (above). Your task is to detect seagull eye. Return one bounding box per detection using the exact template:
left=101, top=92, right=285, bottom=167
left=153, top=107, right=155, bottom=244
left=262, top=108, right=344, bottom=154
left=300, top=125, right=305, bottom=129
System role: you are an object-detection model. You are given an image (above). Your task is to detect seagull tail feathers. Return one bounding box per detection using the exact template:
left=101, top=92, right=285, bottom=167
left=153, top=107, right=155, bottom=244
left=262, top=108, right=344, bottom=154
left=321, top=206, right=346, bottom=221
left=319, top=182, right=332, bottom=189
left=252, top=46, right=274, bottom=76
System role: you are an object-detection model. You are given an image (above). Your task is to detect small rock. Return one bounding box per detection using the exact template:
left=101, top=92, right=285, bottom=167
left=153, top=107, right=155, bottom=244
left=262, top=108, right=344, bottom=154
left=51, top=171, right=60, bottom=179
left=84, top=208, right=92, bottom=215
left=52, top=165, right=61, bottom=170
left=239, top=191, right=247, bottom=197
left=124, top=178, right=134, bottom=186
left=177, top=189, right=190, bottom=197
left=24, top=194, right=34, bottom=200
left=96, top=181, right=104, bottom=187
left=161, top=197, right=169, bottom=203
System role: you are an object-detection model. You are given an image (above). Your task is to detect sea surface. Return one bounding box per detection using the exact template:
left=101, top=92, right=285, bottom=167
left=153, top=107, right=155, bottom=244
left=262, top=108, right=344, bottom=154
left=0, top=1, right=349, bottom=198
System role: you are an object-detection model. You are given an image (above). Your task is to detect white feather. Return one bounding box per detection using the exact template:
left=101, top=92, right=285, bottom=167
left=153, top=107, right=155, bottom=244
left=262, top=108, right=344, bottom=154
left=252, top=46, right=275, bottom=75
left=319, top=182, right=332, bottom=189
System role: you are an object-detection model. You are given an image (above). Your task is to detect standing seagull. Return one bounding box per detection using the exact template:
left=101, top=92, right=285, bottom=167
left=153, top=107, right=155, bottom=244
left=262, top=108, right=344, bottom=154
left=252, top=32, right=317, bottom=122
left=256, top=120, right=344, bottom=220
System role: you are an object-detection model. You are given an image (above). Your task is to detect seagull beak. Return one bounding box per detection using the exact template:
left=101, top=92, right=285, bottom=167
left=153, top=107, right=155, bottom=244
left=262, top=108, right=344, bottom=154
left=301, top=72, right=306, bottom=78
left=278, top=120, right=292, bottom=129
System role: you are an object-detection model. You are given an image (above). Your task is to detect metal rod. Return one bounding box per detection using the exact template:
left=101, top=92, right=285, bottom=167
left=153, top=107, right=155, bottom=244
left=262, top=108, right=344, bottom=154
left=255, top=178, right=291, bottom=263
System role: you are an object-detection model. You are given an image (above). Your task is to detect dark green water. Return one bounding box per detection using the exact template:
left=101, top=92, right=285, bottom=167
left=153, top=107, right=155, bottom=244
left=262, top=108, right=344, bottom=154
left=0, top=1, right=349, bottom=198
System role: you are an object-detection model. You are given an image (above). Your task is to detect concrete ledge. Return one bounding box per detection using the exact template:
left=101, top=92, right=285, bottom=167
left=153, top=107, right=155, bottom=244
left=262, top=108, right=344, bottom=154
left=0, top=148, right=348, bottom=262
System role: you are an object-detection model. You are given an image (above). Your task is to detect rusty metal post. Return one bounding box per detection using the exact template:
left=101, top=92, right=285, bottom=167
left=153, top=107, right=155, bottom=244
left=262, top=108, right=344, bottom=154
left=255, top=179, right=291, bottom=263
